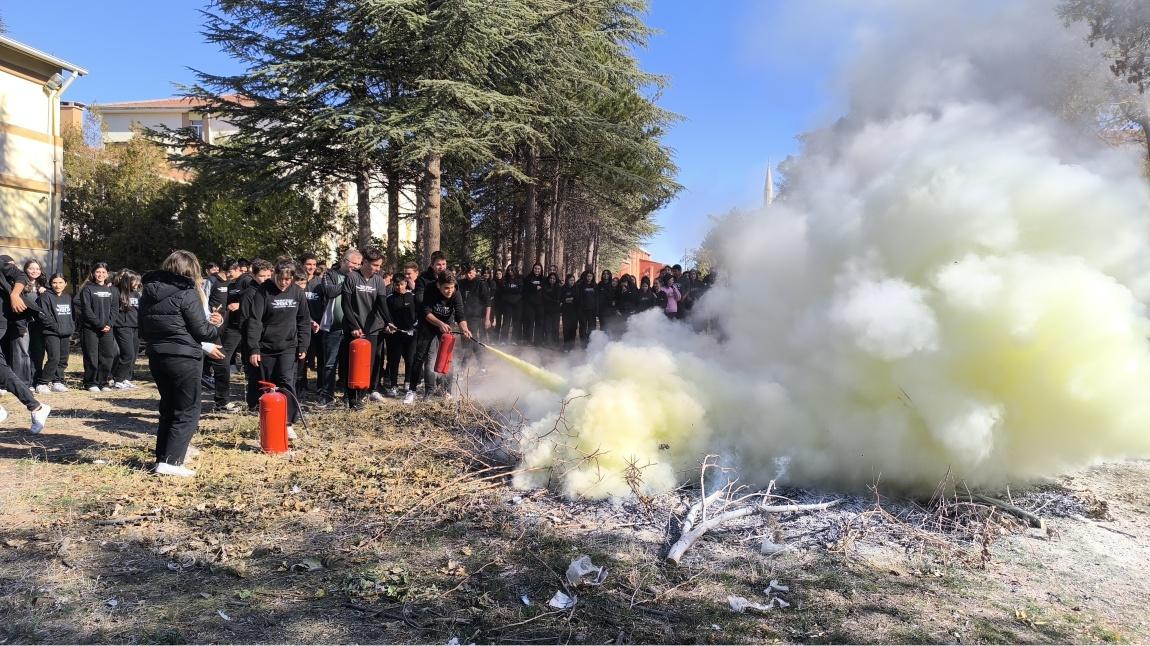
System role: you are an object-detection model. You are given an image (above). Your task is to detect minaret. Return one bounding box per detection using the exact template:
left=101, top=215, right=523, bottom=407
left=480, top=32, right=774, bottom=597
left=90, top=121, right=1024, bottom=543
left=763, top=160, right=775, bottom=206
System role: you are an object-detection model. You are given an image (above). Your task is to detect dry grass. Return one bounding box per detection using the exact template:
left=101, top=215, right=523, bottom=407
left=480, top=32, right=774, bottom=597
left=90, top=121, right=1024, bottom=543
left=0, top=362, right=1147, bottom=643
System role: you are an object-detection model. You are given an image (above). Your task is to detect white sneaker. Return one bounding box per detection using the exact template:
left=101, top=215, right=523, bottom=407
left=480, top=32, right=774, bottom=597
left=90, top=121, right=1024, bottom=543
left=154, top=462, right=196, bottom=478
left=0, top=406, right=7, bottom=423
left=287, top=425, right=298, bottom=440
left=88, top=386, right=101, bottom=392
left=124, top=381, right=138, bottom=389
left=113, top=381, right=130, bottom=390
left=35, top=384, right=50, bottom=394
left=385, top=387, right=398, bottom=398
left=0, top=389, right=7, bottom=396
left=30, top=404, right=50, bottom=434
left=51, top=383, right=68, bottom=393
left=101, top=386, right=114, bottom=392
left=369, top=391, right=384, bottom=402
left=402, top=390, right=416, bottom=405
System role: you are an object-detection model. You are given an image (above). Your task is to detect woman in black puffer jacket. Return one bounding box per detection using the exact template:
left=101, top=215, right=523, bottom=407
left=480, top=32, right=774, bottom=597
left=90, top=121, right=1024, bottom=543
left=139, top=250, right=223, bottom=478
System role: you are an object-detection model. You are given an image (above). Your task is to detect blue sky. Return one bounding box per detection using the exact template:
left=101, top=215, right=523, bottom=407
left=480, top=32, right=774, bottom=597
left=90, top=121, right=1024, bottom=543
left=4, top=1, right=853, bottom=264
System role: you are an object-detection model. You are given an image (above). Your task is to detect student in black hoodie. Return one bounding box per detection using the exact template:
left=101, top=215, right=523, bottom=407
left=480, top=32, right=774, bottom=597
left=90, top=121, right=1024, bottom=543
left=140, top=250, right=223, bottom=477
left=384, top=272, right=417, bottom=396
left=37, top=273, right=75, bottom=393
left=521, top=263, right=545, bottom=346
left=239, top=260, right=273, bottom=411
left=205, top=260, right=245, bottom=410
left=77, top=262, right=120, bottom=392
left=596, top=270, right=618, bottom=337
left=575, top=270, right=598, bottom=346
left=542, top=271, right=561, bottom=349
left=414, top=251, right=448, bottom=308
left=498, top=267, right=522, bottom=344
left=458, top=265, right=491, bottom=373
left=636, top=275, right=657, bottom=312
left=111, top=269, right=142, bottom=390
left=559, top=274, right=578, bottom=350
left=404, top=271, right=472, bottom=404
left=0, top=255, right=52, bottom=433
left=9, top=259, right=48, bottom=390
left=245, top=260, right=311, bottom=439
left=341, top=248, right=395, bottom=409
left=297, top=253, right=323, bottom=392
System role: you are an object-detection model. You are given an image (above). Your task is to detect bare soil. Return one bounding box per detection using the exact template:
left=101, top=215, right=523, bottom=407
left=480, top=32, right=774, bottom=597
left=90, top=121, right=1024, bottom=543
left=1, top=360, right=1148, bottom=644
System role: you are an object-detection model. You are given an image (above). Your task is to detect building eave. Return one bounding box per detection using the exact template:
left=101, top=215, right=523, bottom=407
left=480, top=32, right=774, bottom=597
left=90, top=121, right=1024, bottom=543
left=0, top=35, right=88, bottom=75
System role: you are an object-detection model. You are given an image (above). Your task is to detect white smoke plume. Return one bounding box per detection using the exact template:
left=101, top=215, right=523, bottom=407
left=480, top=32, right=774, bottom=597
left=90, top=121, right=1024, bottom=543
left=506, top=1, right=1150, bottom=497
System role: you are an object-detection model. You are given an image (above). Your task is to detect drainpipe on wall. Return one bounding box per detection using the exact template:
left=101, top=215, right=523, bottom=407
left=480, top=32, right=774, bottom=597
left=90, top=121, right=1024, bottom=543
left=46, top=69, right=84, bottom=273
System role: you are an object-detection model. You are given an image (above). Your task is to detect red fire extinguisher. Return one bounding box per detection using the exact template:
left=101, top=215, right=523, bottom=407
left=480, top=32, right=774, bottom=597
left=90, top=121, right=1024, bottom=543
left=258, top=381, right=289, bottom=454
left=434, top=332, right=456, bottom=374
left=348, top=337, right=372, bottom=390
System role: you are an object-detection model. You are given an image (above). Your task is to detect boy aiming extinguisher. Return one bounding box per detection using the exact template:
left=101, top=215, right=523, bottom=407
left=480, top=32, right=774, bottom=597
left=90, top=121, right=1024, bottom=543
left=404, top=271, right=472, bottom=405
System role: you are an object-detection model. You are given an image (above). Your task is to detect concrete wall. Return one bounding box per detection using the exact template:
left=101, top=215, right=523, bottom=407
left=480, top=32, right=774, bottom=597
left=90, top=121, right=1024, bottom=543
left=102, top=110, right=186, bottom=143
left=0, top=48, right=61, bottom=269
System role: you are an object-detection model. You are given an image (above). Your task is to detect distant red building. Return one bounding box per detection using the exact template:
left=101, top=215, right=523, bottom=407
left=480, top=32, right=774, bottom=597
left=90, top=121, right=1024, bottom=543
left=618, top=248, right=666, bottom=282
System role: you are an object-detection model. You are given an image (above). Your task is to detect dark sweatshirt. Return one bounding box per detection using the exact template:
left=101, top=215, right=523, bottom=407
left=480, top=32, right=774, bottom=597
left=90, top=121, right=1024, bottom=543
left=560, top=285, right=578, bottom=315
left=78, top=282, right=120, bottom=331
left=40, top=292, right=76, bottom=337
left=543, top=282, right=562, bottom=314
left=208, top=276, right=229, bottom=312
left=576, top=280, right=598, bottom=313
left=225, top=273, right=255, bottom=330
left=116, top=291, right=140, bottom=329
left=342, top=270, right=392, bottom=334
left=304, top=276, right=325, bottom=323
left=420, top=286, right=465, bottom=331
left=414, top=266, right=439, bottom=308
left=524, top=272, right=545, bottom=306
left=499, top=276, right=522, bottom=307
left=459, top=277, right=491, bottom=320
left=243, top=281, right=312, bottom=356
left=387, top=291, right=417, bottom=333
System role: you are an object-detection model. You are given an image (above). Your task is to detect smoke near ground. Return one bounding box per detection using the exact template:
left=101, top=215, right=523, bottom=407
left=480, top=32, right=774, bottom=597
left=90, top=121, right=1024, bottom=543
left=503, top=1, right=1150, bottom=498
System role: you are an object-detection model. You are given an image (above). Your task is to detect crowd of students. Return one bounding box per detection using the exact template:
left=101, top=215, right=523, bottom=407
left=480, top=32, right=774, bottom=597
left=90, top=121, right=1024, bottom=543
left=0, top=247, right=711, bottom=476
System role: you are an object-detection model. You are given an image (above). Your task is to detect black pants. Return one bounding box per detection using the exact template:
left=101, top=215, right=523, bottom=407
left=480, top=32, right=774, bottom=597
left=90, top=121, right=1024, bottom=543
left=501, top=303, right=519, bottom=343
left=297, top=331, right=321, bottom=393
left=28, top=322, right=45, bottom=386
left=386, top=330, right=415, bottom=389
left=521, top=303, right=543, bottom=345
left=80, top=327, right=116, bottom=388
left=343, top=331, right=379, bottom=408
left=409, top=328, right=437, bottom=393
left=4, top=328, right=33, bottom=387
left=0, top=355, right=40, bottom=411
left=318, top=328, right=343, bottom=402
left=578, top=311, right=597, bottom=345
left=149, top=353, right=201, bottom=466
left=40, top=335, right=70, bottom=385
left=561, top=310, right=577, bottom=348
left=244, top=352, right=262, bottom=410
left=210, top=328, right=244, bottom=405
left=374, top=333, right=388, bottom=391
left=461, top=317, right=484, bottom=370
left=543, top=310, right=560, bottom=347
left=259, top=352, right=300, bottom=424
left=112, top=326, right=138, bottom=383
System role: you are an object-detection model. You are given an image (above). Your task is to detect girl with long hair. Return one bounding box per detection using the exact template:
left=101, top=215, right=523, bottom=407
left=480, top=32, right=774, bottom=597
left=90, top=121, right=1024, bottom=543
left=139, top=250, right=224, bottom=477
left=77, top=262, right=119, bottom=391
left=111, top=269, right=142, bottom=389
left=37, top=273, right=74, bottom=393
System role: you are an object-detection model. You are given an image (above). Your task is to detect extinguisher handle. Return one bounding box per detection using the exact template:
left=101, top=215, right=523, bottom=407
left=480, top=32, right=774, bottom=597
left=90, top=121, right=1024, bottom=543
left=257, top=380, right=277, bottom=391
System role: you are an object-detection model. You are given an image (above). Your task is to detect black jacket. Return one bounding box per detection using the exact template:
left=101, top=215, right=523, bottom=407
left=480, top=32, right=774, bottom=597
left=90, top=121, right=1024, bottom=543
left=414, top=266, right=439, bottom=308
left=576, top=280, right=598, bottom=313
left=543, top=282, right=562, bottom=314
left=139, top=271, right=219, bottom=358
left=636, top=287, right=656, bottom=312
left=207, top=276, right=229, bottom=312
left=304, top=276, right=325, bottom=322
left=225, top=273, right=254, bottom=330
left=387, top=291, right=418, bottom=332
left=78, top=282, right=120, bottom=331
left=459, top=278, right=491, bottom=320
left=499, top=276, right=522, bottom=306
left=40, top=292, right=76, bottom=337
left=244, top=281, right=312, bottom=356
left=560, top=285, right=578, bottom=314
left=523, top=272, right=546, bottom=306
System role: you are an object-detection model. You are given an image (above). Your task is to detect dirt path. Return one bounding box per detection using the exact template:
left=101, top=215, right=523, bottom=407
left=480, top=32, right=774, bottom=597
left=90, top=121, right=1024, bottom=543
left=1, top=365, right=1148, bottom=644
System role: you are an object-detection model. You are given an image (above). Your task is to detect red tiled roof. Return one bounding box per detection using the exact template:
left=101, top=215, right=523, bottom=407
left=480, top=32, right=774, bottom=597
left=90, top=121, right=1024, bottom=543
left=97, top=93, right=255, bottom=110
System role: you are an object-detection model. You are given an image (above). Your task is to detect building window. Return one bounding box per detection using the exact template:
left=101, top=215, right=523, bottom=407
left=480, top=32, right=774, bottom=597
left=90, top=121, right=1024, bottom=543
left=189, top=119, right=204, bottom=141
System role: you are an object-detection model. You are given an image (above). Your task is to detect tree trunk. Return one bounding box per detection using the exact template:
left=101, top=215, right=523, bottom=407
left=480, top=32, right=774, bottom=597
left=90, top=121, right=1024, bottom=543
left=385, top=163, right=401, bottom=267
left=548, top=170, right=562, bottom=272
left=355, top=164, right=372, bottom=250
left=419, top=152, right=442, bottom=266
left=524, top=146, right=538, bottom=269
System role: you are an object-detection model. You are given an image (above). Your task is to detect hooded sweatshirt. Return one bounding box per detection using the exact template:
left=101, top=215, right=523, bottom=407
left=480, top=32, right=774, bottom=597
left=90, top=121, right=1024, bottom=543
left=40, top=291, right=76, bottom=337
left=342, top=269, right=392, bottom=334
left=78, top=281, right=120, bottom=331
left=243, top=280, right=312, bottom=356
